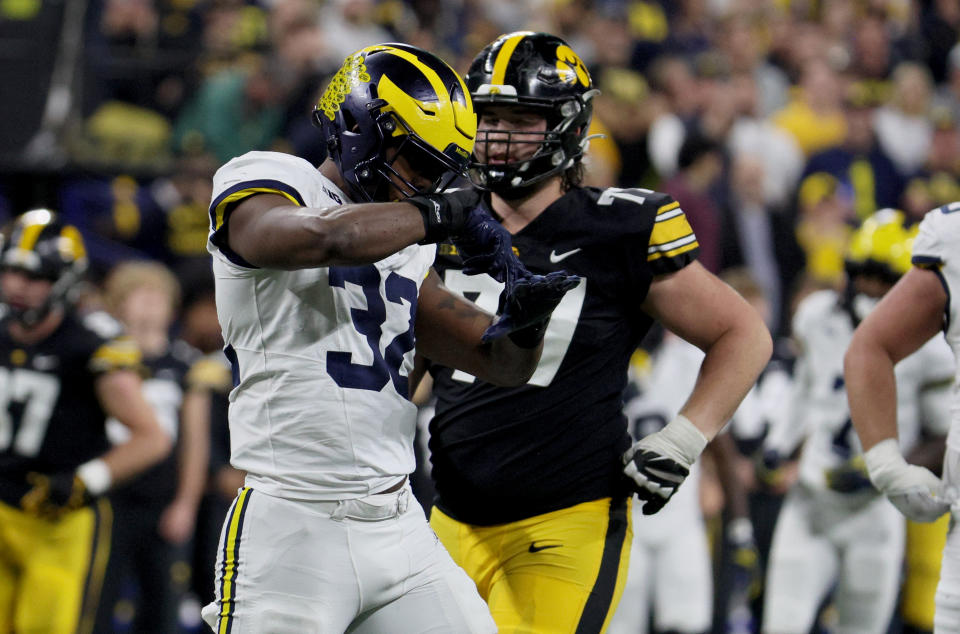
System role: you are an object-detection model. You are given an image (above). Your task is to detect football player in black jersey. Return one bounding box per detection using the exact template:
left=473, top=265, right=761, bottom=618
left=94, top=260, right=221, bottom=633
left=417, top=32, right=773, bottom=633
left=0, top=210, right=170, bottom=634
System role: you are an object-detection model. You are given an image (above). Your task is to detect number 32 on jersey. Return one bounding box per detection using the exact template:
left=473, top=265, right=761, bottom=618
left=443, top=269, right=586, bottom=387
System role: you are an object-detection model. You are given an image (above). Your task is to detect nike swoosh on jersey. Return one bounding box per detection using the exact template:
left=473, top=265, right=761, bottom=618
left=549, top=248, right=582, bottom=263
left=528, top=542, right=563, bottom=553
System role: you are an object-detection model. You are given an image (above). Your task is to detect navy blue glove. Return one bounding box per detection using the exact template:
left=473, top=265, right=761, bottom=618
left=453, top=206, right=527, bottom=286
left=481, top=271, right=580, bottom=346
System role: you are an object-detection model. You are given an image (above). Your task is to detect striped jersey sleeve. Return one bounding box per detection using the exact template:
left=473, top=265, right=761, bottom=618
left=646, top=198, right=699, bottom=274
left=207, top=151, right=323, bottom=268
left=912, top=203, right=960, bottom=269
left=88, top=335, right=142, bottom=375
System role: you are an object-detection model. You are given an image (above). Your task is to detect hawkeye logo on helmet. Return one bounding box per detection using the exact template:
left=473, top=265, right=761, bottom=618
left=555, top=45, right=590, bottom=87
left=318, top=54, right=372, bottom=121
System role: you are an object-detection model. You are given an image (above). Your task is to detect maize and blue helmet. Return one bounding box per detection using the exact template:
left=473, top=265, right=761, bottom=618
left=313, top=44, right=477, bottom=202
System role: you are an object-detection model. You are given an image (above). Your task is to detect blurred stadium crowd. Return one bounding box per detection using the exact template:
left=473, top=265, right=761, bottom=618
left=2, top=0, right=960, bottom=632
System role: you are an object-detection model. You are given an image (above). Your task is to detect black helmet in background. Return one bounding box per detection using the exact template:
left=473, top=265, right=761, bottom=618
left=0, top=209, right=88, bottom=326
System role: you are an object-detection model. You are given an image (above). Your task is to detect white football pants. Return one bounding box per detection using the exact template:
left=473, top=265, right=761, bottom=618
left=608, top=471, right=712, bottom=634
left=201, top=484, right=496, bottom=633
left=762, top=485, right=903, bottom=634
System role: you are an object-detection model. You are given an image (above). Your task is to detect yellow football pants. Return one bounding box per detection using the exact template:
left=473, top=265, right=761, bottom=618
left=0, top=497, right=111, bottom=634
left=431, top=496, right=633, bottom=634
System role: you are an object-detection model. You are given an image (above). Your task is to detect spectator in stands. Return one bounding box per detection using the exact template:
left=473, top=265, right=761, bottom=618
left=799, top=81, right=905, bottom=223
left=874, top=62, right=936, bottom=175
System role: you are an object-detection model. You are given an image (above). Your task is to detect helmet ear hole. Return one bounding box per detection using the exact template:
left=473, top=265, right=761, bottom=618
left=342, top=109, right=359, bottom=134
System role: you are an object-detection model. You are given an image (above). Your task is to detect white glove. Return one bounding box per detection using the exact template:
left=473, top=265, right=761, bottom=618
left=864, top=438, right=953, bottom=523
left=623, top=415, right=708, bottom=515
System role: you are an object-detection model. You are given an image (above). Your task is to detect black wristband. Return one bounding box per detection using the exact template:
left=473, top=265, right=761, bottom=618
left=507, top=317, right=550, bottom=348
left=407, top=194, right=451, bottom=244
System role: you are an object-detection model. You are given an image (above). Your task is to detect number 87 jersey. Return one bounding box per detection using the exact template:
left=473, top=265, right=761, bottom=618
left=0, top=311, right=140, bottom=507
left=207, top=151, right=437, bottom=502
left=428, top=186, right=699, bottom=526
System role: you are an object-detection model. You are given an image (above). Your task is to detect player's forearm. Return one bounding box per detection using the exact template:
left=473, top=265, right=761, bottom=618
left=707, top=434, right=751, bottom=518
left=844, top=332, right=900, bottom=452
left=95, top=372, right=173, bottom=486
left=173, top=390, right=211, bottom=506
left=476, top=337, right=542, bottom=386
left=99, top=422, right=172, bottom=486
left=234, top=201, right=428, bottom=269
left=416, top=313, right=541, bottom=387
left=679, top=320, right=772, bottom=441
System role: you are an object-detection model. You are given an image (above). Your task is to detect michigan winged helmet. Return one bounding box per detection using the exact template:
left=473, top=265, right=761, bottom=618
left=314, top=44, right=477, bottom=202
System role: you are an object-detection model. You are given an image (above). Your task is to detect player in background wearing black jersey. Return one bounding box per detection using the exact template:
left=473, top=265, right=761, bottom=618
left=417, top=32, right=772, bottom=633
left=94, top=261, right=220, bottom=633
left=0, top=210, right=170, bottom=634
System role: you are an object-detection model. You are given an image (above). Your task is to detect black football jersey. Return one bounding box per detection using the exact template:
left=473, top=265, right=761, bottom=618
left=0, top=311, right=141, bottom=506
left=428, top=186, right=699, bottom=525
left=110, top=340, right=211, bottom=506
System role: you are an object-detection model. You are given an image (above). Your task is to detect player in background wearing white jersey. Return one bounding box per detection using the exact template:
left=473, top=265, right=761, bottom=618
left=610, top=269, right=773, bottom=634
left=845, top=202, right=960, bottom=633
left=200, top=44, right=578, bottom=634
left=608, top=336, right=716, bottom=634
left=762, top=210, right=954, bottom=634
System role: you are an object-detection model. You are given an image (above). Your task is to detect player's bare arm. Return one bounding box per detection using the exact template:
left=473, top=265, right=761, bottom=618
left=95, top=368, right=172, bottom=486
left=415, top=269, right=541, bottom=387
left=225, top=192, right=432, bottom=270
left=845, top=266, right=947, bottom=450
left=159, top=386, right=211, bottom=544
left=643, top=261, right=773, bottom=439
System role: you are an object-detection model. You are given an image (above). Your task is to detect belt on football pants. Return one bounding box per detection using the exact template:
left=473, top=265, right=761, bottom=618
left=327, top=484, right=410, bottom=522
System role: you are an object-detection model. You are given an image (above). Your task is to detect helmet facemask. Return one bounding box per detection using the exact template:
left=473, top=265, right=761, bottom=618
left=470, top=97, right=594, bottom=196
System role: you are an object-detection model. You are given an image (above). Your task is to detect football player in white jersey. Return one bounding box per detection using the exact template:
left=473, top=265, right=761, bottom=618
left=200, top=44, right=578, bottom=634
left=762, top=210, right=954, bottom=634
left=608, top=337, right=714, bottom=634
left=845, top=202, right=960, bottom=633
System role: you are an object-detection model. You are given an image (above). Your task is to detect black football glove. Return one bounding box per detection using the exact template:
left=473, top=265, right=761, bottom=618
left=20, top=471, right=92, bottom=519
left=623, top=416, right=707, bottom=515
left=481, top=271, right=581, bottom=347
left=622, top=447, right=690, bottom=515
left=407, top=188, right=482, bottom=245
left=824, top=455, right=874, bottom=494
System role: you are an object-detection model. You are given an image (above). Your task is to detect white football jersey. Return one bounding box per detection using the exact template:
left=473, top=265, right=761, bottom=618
left=788, top=289, right=954, bottom=490
left=207, top=151, right=436, bottom=501
left=913, top=203, right=960, bottom=453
